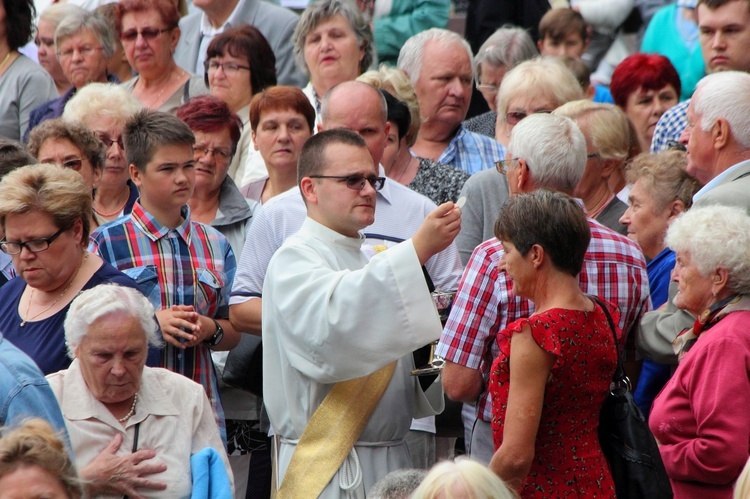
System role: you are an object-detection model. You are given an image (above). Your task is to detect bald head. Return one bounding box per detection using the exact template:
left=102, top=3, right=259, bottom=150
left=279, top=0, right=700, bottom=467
left=320, top=81, right=389, bottom=166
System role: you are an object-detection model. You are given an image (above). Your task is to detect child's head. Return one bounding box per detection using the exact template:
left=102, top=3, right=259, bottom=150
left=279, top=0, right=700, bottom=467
left=558, top=55, right=596, bottom=99
left=124, top=109, right=195, bottom=172
left=124, top=110, right=196, bottom=219
left=537, top=8, right=588, bottom=58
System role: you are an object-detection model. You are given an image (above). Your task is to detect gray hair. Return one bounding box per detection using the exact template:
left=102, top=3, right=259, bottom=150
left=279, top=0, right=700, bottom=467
left=369, top=469, right=427, bottom=499
left=292, top=0, right=374, bottom=77
left=64, top=284, right=163, bottom=359
left=474, top=26, right=538, bottom=79
left=507, top=113, right=587, bottom=195
left=666, top=204, right=750, bottom=295
left=39, top=3, right=87, bottom=26
left=692, top=71, right=750, bottom=149
left=63, top=82, right=142, bottom=128
left=497, top=57, right=583, bottom=118
left=55, top=10, right=115, bottom=59
left=397, top=28, right=474, bottom=86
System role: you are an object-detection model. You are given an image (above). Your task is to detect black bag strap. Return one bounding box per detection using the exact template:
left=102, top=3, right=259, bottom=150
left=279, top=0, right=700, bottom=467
left=590, top=295, right=627, bottom=384
left=123, top=422, right=141, bottom=499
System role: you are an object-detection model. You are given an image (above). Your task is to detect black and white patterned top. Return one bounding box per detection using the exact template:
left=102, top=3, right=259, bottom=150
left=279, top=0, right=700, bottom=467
left=408, top=158, right=471, bottom=205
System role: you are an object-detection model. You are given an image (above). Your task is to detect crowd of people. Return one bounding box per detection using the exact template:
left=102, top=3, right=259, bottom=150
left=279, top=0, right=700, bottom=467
left=1, top=0, right=750, bottom=497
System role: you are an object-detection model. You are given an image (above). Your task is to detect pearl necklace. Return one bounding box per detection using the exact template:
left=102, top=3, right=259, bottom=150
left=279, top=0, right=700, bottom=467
left=118, top=393, right=138, bottom=423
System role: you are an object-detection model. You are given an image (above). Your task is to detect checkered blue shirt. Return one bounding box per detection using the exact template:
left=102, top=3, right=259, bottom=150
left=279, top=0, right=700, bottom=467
left=91, top=202, right=236, bottom=437
left=651, top=100, right=689, bottom=152
left=437, top=125, right=506, bottom=175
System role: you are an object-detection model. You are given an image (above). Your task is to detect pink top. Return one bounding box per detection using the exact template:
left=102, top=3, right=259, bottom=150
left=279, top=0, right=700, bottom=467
left=649, top=310, right=750, bottom=499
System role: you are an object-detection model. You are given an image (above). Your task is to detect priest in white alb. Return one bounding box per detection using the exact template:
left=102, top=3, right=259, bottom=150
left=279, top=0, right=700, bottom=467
left=263, top=129, right=461, bottom=498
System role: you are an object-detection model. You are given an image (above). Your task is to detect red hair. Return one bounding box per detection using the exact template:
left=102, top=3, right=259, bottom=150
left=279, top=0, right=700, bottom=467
left=610, top=54, right=681, bottom=109
left=115, top=0, right=180, bottom=33
left=249, top=86, right=316, bottom=133
left=176, top=95, right=243, bottom=153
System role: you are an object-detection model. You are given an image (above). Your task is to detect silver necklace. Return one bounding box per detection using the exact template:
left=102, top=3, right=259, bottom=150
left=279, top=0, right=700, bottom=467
left=117, top=393, right=138, bottom=422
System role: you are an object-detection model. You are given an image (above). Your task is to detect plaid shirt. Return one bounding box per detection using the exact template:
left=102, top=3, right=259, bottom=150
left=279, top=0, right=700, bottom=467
left=436, top=219, right=651, bottom=421
left=437, top=125, right=506, bottom=175
left=90, top=202, right=236, bottom=432
left=650, top=100, right=689, bottom=152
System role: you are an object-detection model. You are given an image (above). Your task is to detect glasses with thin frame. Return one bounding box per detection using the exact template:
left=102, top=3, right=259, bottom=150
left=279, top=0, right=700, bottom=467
left=308, top=175, right=386, bottom=191
left=476, top=83, right=500, bottom=95
left=204, top=60, right=251, bottom=77
left=120, top=27, right=173, bottom=43
left=495, top=158, right=519, bottom=175
left=505, top=109, right=553, bottom=126
left=57, top=45, right=104, bottom=60
left=97, top=134, right=124, bottom=150
left=193, top=144, right=233, bottom=161
left=0, top=227, right=67, bottom=255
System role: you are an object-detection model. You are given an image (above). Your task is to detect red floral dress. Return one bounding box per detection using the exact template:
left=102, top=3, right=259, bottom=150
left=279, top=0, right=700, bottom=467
left=489, top=303, right=619, bottom=498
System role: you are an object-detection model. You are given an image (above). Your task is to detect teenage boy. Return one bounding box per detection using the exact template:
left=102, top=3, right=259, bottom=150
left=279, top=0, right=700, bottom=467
left=91, top=110, right=238, bottom=436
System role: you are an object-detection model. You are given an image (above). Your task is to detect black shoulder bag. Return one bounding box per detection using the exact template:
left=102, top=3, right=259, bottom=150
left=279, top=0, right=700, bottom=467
left=592, top=296, right=673, bottom=499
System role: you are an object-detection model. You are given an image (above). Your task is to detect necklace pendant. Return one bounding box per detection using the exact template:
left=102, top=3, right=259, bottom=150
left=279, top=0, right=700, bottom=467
left=19, top=320, right=26, bottom=327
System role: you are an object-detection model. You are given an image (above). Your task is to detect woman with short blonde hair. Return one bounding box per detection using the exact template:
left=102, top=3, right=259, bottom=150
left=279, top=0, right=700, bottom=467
left=0, top=164, right=139, bottom=376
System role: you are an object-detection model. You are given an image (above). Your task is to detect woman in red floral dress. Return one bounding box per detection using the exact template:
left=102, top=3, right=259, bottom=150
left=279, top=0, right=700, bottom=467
left=488, top=190, right=618, bottom=498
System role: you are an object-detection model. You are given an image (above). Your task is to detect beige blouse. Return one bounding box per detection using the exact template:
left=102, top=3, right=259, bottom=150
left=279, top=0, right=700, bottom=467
left=47, top=360, right=232, bottom=498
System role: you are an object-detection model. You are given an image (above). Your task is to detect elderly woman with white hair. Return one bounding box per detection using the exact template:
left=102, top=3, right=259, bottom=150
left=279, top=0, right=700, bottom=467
left=649, top=204, right=750, bottom=499
left=63, top=83, right=141, bottom=226
left=494, top=57, right=583, bottom=148
left=46, top=283, right=232, bottom=498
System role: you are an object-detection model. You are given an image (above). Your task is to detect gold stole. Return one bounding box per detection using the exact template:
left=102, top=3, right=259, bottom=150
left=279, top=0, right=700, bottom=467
left=275, top=361, right=397, bottom=498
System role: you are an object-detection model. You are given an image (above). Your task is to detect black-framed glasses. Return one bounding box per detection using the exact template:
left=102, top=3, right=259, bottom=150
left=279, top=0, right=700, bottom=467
left=505, top=109, right=552, bottom=126
left=495, top=157, right=519, bottom=175
left=309, top=175, right=386, bottom=191
left=193, top=144, right=233, bottom=161
left=98, top=134, right=124, bottom=150
left=0, top=227, right=67, bottom=255
left=204, top=60, right=251, bottom=77
left=121, top=27, right=173, bottom=42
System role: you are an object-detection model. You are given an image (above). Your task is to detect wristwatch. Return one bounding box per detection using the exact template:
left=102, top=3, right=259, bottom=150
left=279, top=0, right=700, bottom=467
left=204, top=319, right=224, bottom=347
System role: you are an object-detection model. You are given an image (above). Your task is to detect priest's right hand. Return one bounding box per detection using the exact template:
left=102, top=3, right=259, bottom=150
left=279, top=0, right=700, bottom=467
left=412, top=202, right=461, bottom=264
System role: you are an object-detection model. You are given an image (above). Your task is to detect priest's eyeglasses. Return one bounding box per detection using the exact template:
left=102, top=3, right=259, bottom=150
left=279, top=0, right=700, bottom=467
left=309, top=175, right=386, bottom=191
